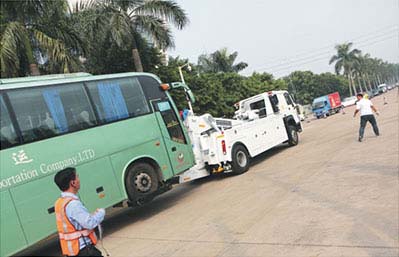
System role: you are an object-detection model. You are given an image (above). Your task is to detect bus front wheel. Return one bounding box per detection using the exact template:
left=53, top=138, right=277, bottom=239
left=125, top=162, right=159, bottom=205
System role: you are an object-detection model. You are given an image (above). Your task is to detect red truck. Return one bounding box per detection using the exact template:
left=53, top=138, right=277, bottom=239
left=312, top=92, right=342, bottom=118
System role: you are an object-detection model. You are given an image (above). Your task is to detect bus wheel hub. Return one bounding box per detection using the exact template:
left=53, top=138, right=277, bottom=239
left=135, top=173, right=152, bottom=192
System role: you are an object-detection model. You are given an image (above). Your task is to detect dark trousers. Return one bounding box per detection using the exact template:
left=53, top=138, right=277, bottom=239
left=76, top=245, right=103, bottom=256
left=359, top=114, right=379, bottom=138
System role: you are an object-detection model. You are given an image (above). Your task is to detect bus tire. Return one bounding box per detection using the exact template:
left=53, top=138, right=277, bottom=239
left=231, top=145, right=250, bottom=175
left=287, top=125, right=299, bottom=146
left=125, top=162, right=159, bottom=205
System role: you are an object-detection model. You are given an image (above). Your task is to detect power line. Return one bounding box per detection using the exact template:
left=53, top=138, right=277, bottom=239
left=268, top=35, right=397, bottom=77
left=259, top=34, right=397, bottom=75
left=252, top=25, right=398, bottom=71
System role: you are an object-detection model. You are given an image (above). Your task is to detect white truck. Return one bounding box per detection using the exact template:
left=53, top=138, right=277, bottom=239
left=178, top=90, right=302, bottom=183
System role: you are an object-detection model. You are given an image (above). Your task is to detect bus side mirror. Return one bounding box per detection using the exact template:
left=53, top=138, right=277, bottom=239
left=170, top=82, right=196, bottom=104
left=186, top=89, right=196, bottom=104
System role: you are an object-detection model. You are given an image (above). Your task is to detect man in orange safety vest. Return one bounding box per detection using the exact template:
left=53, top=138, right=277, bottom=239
left=54, top=167, right=105, bottom=256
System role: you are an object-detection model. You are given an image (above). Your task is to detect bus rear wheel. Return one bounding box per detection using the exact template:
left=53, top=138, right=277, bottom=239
left=125, top=162, right=159, bottom=205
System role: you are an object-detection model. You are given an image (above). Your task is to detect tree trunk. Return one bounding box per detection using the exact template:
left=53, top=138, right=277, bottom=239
left=24, top=35, right=40, bottom=76
left=362, top=75, right=371, bottom=91
left=357, top=76, right=364, bottom=92
left=29, top=64, right=40, bottom=76
left=132, top=49, right=143, bottom=72
left=346, top=74, right=352, bottom=96
left=131, top=37, right=143, bottom=72
left=349, top=71, right=357, bottom=95
left=365, top=73, right=372, bottom=90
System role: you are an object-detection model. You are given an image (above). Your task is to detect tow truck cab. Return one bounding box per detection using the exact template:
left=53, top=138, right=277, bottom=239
left=234, top=90, right=302, bottom=133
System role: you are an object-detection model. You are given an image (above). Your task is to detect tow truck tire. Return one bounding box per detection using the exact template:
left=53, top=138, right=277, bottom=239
left=287, top=125, right=299, bottom=146
left=125, top=162, right=159, bottom=205
left=231, top=145, right=250, bottom=174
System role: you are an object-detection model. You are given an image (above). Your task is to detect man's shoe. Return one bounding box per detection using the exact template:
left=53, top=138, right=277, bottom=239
left=358, top=137, right=362, bottom=142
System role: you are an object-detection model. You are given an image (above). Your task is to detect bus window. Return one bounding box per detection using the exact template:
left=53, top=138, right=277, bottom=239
left=138, top=75, right=168, bottom=102
left=0, top=94, right=19, bottom=149
left=157, top=101, right=186, bottom=144
left=86, top=77, right=150, bottom=123
left=7, top=83, right=96, bottom=143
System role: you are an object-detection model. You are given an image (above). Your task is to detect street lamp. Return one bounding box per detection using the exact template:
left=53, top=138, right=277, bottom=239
left=178, top=63, right=193, bottom=112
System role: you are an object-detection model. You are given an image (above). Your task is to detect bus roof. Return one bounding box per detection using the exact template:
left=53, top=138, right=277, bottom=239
left=0, top=72, right=92, bottom=85
left=0, top=72, right=161, bottom=90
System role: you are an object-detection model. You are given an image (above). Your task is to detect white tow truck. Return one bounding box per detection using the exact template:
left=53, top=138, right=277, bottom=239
left=178, top=90, right=302, bottom=183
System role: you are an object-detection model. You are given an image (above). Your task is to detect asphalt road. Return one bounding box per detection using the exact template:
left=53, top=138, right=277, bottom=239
left=27, top=89, right=399, bottom=257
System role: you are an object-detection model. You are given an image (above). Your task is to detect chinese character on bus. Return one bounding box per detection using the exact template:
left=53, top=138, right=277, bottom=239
left=12, top=150, right=33, bottom=165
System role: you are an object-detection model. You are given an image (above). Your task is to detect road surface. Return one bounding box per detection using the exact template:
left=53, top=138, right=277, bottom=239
left=26, top=89, right=399, bottom=257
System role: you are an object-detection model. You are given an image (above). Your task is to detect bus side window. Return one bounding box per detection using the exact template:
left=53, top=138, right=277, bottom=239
left=86, top=77, right=150, bottom=124
left=58, top=84, right=97, bottom=131
left=8, top=83, right=96, bottom=143
left=156, top=101, right=186, bottom=144
left=0, top=95, right=19, bottom=149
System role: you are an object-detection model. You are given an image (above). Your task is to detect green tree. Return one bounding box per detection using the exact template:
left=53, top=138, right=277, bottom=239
left=285, top=71, right=348, bottom=105
left=197, top=48, right=248, bottom=73
left=329, top=42, right=360, bottom=96
left=1, top=0, right=84, bottom=77
left=88, top=0, right=188, bottom=72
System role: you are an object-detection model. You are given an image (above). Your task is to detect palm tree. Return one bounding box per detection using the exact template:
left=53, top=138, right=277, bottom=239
left=197, top=48, right=248, bottom=73
left=1, top=0, right=85, bottom=77
left=89, top=0, right=188, bottom=72
left=329, top=42, right=360, bottom=96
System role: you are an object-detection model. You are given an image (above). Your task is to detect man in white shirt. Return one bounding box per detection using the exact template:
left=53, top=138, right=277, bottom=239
left=353, top=93, right=380, bottom=142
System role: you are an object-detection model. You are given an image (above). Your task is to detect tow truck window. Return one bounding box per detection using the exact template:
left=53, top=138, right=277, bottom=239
left=269, top=95, right=280, bottom=113
left=284, top=92, right=294, bottom=106
left=250, top=99, right=267, bottom=118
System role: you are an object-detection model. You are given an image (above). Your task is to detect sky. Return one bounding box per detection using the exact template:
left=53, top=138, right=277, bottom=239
left=167, top=0, right=399, bottom=77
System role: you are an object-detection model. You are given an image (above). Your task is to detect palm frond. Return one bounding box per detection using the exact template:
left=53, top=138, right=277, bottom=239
left=133, top=0, right=189, bottom=29
left=0, top=22, right=28, bottom=77
left=33, top=30, right=75, bottom=73
left=108, top=11, right=133, bottom=47
left=134, top=15, right=173, bottom=48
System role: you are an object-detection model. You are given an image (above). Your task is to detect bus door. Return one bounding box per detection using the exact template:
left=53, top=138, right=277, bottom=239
left=152, top=100, right=194, bottom=175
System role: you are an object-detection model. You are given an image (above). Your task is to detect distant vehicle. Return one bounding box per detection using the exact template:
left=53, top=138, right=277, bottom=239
left=378, top=84, right=387, bottom=93
left=312, top=92, right=342, bottom=119
left=342, top=96, right=357, bottom=107
left=365, top=90, right=374, bottom=99
left=372, top=88, right=380, bottom=96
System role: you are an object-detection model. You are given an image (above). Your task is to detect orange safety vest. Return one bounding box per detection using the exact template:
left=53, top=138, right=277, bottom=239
left=55, top=197, right=98, bottom=256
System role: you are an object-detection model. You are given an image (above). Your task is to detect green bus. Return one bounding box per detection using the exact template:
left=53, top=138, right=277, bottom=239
left=0, top=72, right=195, bottom=256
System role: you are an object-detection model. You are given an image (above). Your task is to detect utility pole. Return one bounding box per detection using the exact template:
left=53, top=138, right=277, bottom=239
left=178, top=63, right=193, bottom=113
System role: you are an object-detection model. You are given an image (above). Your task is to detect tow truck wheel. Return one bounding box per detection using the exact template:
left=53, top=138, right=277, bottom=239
left=125, top=162, right=158, bottom=205
left=231, top=145, right=250, bottom=174
left=287, top=125, right=299, bottom=146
